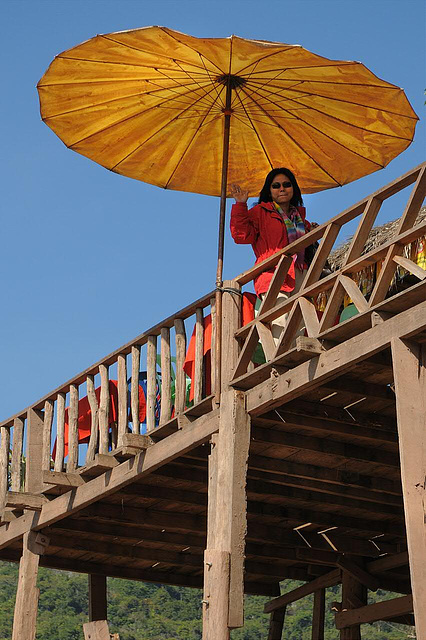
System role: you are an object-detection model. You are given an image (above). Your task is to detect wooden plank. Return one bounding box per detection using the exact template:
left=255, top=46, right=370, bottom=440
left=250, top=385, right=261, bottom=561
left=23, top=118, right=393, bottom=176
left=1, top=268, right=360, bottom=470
left=203, top=549, right=230, bottom=640
left=391, top=338, right=426, bottom=637
left=0, top=409, right=220, bottom=548
left=312, top=589, right=325, bottom=640
left=160, top=327, right=172, bottom=425
left=206, top=433, right=219, bottom=550
left=335, top=594, right=413, bottom=629
left=88, top=575, right=107, bottom=622
left=130, top=346, right=141, bottom=434
left=146, top=336, right=157, bottom=433
left=299, top=297, right=320, bottom=337
left=25, top=409, right=44, bottom=494
left=86, top=375, right=99, bottom=464
left=258, top=255, right=293, bottom=313
left=98, top=366, right=109, bottom=456
left=343, top=197, right=382, bottom=265
left=10, top=418, right=24, bottom=492
left=174, top=319, right=187, bottom=414
left=221, top=280, right=242, bottom=390
left=117, top=355, right=127, bottom=446
left=246, top=299, right=426, bottom=415
left=265, top=569, right=341, bottom=613
left=42, top=400, right=53, bottom=473
left=0, top=427, right=10, bottom=514
left=303, top=222, right=340, bottom=288
left=12, top=531, right=41, bottom=640
left=210, top=296, right=217, bottom=396
left=194, top=307, right=204, bottom=404
left=5, top=492, right=47, bottom=511
left=274, top=299, right=302, bottom=357
left=54, top=393, right=65, bottom=472
left=339, top=275, right=369, bottom=313
left=232, top=324, right=260, bottom=380
left=67, top=384, right=79, bottom=471
left=396, top=163, right=426, bottom=233
left=42, top=470, right=85, bottom=488
left=393, top=253, right=426, bottom=280
left=83, top=619, right=110, bottom=640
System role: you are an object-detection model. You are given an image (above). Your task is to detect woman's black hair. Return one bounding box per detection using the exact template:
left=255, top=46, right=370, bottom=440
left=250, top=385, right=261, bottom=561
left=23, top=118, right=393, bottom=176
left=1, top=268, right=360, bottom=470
left=258, top=167, right=303, bottom=207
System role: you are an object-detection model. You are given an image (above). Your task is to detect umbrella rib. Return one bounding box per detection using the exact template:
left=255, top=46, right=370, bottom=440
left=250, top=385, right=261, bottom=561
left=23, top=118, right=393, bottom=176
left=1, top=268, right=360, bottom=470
left=101, top=32, right=219, bottom=75
left=110, top=84, right=221, bottom=171
left=233, top=88, right=274, bottom=171
left=64, top=81, right=220, bottom=149
left=159, top=28, right=225, bottom=75
left=42, top=81, right=213, bottom=119
left=241, top=88, right=400, bottom=169
left=236, top=67, right=298, bottom=109
left=150, top=68, right=218, bottom=109
left=57, top=53, right=207, bottom=75
left=233, top=44, right=299, bottom=75
left=239, top=60, right=360, bottom=76
left=164, top=92, right=226, bottom=188
left=37, top=75, right=207, bottom=88
left=172, top=59, right=223, bottom=108
left=254, top=87, right=415, bottom=142
left=247, top=79, right=419, bottom=120
left=238, top=84, right=342, bottom=186
left=198, top=53, right=226, bottom=109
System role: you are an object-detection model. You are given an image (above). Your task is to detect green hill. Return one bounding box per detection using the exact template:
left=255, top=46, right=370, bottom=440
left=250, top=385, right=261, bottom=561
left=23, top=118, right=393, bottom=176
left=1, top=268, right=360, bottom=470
left=0, top=562, right=415, bottom=639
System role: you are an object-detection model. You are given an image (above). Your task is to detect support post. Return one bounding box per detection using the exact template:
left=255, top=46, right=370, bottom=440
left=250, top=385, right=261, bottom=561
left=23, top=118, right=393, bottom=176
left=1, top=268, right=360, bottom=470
left=312, top=588, right=325, bottom=640
left=25, top=409, right=44, bottom=493
left=391, top=338, right=426, bottom=638
left=268, top=607, right=286, bottom=640
left=203, top=280, right=251, bottom=639
left=12, top=531, right=48, bottom=640
left=89, top=574, right=108, bottom=622
left=339, top=572, right=367, bottom=640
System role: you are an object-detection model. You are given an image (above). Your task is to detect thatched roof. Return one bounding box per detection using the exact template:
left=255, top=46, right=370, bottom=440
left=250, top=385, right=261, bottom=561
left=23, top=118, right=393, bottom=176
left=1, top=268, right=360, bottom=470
left=328, top=206, right=426, bottom=271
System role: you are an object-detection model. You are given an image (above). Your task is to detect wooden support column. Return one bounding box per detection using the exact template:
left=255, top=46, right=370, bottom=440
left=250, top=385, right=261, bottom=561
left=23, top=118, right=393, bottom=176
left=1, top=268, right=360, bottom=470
left=312, top=589, right=325, bottom=640
left=340, top=572, right=367, bottom=640
left=203, top=280, right=251, bottom=639
left=89, top=574, right=108, bottom=622
left=391, top=338, right=426, bottom=638
left=12, top=531, right=49, bottom=640
left=268, top=608, right=286, bottom=640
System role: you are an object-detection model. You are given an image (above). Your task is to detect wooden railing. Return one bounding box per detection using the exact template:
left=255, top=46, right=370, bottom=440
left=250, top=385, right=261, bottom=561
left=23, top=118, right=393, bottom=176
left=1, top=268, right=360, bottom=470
left=0, top=162, right=425, bottom=516
left=0, top=291, right=217, bottom=514
left=231, top=163, right=426, bottom=385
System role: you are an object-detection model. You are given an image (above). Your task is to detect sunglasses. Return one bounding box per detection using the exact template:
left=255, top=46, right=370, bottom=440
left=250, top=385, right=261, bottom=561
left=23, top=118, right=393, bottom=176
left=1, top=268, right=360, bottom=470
left=271, top=181, right=292, bottom=189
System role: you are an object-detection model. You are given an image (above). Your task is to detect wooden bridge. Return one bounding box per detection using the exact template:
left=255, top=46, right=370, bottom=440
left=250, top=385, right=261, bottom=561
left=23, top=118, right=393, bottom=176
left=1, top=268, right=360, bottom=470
left=0, top=163, right=425, bottom=639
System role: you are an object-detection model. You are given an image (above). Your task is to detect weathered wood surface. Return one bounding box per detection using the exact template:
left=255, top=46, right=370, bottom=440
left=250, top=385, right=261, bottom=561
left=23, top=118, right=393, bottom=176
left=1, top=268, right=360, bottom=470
left=83, top=619, right=115, bottom=640
left=194, top=307, right=204, bottom=404
left=98, top=366, right=109, bottom=455
left=10, top=418, right=24, bottom=492
left=0, top=409, right=219, bottom=548
left=54, top=393, right=65, bottom=472
left=146, top=335, right=157, bottom=433
left=174, top=318, right=187, bottom=415
left=86, top=375, right=99, bottom=463
left=117, top=354, right=127, bottom=446
left=335, top=594, right=413, bottom=629
left=159, top=328, right=172, bottom=425
left=67, top=384, right=79, bottom=471
left=267, top=608, right=286, bottom=640
left=12, top=532, right=41, bottom=640
left=88, top=574, right=107, bottom=622
left=391, top=338, right=426, bottom=637
left=312, top=589, right=325, bottom=640
left=42, top=400, right=53, bottom=472
left=246, top=299, right=426, bottom=415
left=0, top=427, right=10, bottom=514
left=130, top=346, right=140, bottom=434
left=25, top=409, right=44, bottom=494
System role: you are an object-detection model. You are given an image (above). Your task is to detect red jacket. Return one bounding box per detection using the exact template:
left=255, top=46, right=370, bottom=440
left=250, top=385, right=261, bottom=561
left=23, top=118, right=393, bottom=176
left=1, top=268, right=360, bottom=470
left=230, top=201, right=311, bottom=295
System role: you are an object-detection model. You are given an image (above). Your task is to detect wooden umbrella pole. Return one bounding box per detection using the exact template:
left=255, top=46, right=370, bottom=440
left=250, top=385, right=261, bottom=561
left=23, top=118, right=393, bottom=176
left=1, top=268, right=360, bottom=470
left=215, top=80, right=233, bottom=400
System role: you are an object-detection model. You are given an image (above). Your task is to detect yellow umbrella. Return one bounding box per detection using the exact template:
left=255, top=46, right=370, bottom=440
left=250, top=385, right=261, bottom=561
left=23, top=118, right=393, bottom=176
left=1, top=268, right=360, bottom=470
left=37, top=26, right=418, bottom=284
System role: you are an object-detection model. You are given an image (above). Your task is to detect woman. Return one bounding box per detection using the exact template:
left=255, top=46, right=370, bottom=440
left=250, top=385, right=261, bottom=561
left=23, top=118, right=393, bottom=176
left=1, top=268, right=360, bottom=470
left=230, top=168, right=316, bottom=340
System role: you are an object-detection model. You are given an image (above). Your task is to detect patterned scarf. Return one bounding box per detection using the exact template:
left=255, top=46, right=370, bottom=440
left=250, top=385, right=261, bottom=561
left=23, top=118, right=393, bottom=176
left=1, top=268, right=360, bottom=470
left=273, top=202, right=306, bottom=269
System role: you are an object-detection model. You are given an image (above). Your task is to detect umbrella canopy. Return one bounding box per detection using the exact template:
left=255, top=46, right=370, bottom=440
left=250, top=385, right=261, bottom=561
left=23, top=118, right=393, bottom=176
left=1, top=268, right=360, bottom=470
left=37, top=26, right=418, bottom=197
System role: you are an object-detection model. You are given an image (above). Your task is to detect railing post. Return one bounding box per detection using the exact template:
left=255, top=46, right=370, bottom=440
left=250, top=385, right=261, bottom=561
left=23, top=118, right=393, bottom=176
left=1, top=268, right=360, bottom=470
left=203, top=280, right=251, bottom=638
left=25, top=409, right=44, bottom=494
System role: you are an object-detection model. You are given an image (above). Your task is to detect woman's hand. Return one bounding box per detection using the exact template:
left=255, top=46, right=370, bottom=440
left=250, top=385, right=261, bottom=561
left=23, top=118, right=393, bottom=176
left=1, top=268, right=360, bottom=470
left=231, top=183, right=249, bottom=203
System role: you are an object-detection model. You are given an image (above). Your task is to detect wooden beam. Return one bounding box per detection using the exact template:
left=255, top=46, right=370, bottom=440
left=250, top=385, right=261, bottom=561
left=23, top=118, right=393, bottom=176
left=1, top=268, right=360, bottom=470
left=337, top=556, right=380, bottom=592
left=88, top=574, right=107, bottom=622
left=391, top=338, right=426, bottom=637
left=251, top=425, right=399, bottom=468
left=335, top=594, right=413, bottom=629
left=83, top=620, right=111, bottom=640
left=5, top=492, right=47, bottom=511
left=0, top=409, right=219, bottom=550
left=265, top=569, right=341, bottom=613
left=246, top=299, right=426, bottom=415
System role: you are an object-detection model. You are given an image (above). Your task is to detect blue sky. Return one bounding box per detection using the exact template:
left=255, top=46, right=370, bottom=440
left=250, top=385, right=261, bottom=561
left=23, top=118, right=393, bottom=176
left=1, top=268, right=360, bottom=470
left=1, top=0, right=425, bottom=419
